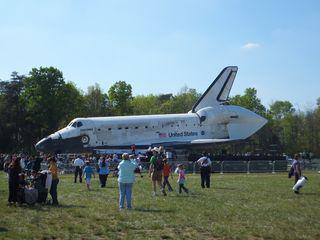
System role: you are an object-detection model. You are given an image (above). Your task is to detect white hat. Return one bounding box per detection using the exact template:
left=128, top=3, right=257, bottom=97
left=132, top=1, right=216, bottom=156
left=151, top=147, right=159, bottom=152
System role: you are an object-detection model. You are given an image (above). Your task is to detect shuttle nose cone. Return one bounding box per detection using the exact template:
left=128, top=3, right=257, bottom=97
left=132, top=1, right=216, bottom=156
left=35, top=137, right=52, bottom=152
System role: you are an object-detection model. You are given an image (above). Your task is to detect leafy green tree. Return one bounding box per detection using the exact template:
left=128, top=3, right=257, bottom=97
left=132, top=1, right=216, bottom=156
left=131, top=95, right=162, bottom=115
left=58, top=82, right=86, bottom=127
left=269, top=101, right=295, bottom=120
left=0, top=72, right=26, bottom=152
left=21, top=67, right=83, bottom=144
left=229, top=88, right=266, bottom=116
left=168, top=87, right=201, bottom=113
left=84, top=83, right=109, bottom=117
left=108, top=81, right=133, bottom=115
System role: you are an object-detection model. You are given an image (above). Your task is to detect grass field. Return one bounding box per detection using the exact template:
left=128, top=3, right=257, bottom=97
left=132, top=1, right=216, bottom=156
left=1, top=171, right=320, bottom=240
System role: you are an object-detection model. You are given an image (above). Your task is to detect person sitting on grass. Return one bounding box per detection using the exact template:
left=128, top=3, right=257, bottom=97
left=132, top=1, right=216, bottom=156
left=175, top=164, right=189, bottom=194
left=83, top=161, right=95, bottom=190
left=117, top=153, right=138, bottom=210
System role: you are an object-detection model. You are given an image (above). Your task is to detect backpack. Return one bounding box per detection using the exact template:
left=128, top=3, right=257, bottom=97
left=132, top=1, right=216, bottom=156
left=288, top=165, right=294, bottom=178
left=153, top=157, right=163, bottom=171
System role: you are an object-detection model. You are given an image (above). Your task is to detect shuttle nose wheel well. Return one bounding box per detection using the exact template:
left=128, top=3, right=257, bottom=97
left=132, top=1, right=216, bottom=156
left=81, top=135, right=90, bottom=144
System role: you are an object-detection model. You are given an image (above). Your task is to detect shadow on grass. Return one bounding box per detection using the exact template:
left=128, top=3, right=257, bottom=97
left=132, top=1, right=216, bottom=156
left=167, top=192, right=203, bottom=198
left=301, top=192, right=320, bottom=196
left=19, top=203, right=86, bottom=211
left=214, top=187, right=237, bottom=191
left=57, top=204, right=87, bottom=209
left=133, top=207, right=176, bottom=213
left=0, top=227, right=8, bottom=232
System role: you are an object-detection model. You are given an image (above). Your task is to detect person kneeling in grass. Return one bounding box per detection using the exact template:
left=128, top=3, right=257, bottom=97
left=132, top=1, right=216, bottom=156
left=83, top=161, right=95, bottom=190
left=118, top=153, right=138, bottom=210
left=175, top=164, right=189, bottom=194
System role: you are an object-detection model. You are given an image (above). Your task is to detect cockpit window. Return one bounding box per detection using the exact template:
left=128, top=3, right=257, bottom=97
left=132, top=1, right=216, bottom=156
left=69, top=121, right=83, bottom=128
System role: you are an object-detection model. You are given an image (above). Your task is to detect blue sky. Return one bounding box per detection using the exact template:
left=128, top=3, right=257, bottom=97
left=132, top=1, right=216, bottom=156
left=1, top=0, right=319, bottom=110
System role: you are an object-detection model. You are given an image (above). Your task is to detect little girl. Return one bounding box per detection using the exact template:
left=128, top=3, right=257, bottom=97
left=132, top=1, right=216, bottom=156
left=175, top=164, right=189, bottom=194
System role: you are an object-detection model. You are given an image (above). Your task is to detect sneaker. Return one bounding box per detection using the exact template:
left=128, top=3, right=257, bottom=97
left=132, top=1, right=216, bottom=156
left=162, top=190, right=167, bottom=196
left=152, top=191, right=156, bottom=196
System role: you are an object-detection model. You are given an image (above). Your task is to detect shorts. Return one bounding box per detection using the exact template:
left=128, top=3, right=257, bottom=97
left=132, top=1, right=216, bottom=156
left=151, top=170, right=162, bottom=182
left=85, top=178, right=91, bottom=184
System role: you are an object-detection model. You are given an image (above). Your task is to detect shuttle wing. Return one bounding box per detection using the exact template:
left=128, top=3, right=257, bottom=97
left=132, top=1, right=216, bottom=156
left=192, top=66, right=238, bottom=112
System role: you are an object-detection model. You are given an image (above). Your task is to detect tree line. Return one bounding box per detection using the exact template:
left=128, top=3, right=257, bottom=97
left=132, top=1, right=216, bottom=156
left=0, top=67, right=319, bottom=156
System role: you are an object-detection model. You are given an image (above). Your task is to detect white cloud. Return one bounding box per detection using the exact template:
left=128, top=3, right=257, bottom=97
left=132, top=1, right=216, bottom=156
left=242, top=42, right=261, bottom=50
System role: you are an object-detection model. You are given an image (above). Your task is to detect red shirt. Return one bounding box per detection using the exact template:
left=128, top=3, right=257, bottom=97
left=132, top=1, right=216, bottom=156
left=163, top=163, right=170, bottom=177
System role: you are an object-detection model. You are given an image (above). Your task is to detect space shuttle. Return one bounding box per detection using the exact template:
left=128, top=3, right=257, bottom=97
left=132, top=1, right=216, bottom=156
left=35, top=66, right=267, bottom=153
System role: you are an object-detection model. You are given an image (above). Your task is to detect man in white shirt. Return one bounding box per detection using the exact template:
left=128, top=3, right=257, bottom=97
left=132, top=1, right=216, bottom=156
left=74, top=156, right=85, bottom=183
left=197, top=153, right=212, bottom=188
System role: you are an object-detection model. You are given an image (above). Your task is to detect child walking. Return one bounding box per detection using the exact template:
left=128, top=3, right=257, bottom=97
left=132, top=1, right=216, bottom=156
left=83, top=161, right=95, bottom=190
left=175, top=164, right=188, bottom=194
left=162, top=158, right=173, bottom=191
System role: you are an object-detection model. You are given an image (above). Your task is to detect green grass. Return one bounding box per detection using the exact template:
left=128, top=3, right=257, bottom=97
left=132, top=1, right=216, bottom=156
left=1, top=171, right=320, bottom=240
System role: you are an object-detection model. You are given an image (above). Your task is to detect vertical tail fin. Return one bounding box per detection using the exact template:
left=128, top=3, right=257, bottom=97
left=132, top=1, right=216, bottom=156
left=192, top=66, right=238, bottom=112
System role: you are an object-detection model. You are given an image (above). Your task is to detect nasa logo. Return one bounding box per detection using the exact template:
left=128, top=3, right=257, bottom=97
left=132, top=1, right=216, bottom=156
left=201, top=131, right=205, bottom=135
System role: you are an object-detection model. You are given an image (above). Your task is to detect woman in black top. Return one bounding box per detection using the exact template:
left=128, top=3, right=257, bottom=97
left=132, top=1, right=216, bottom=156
left=8, top=157, right=22, bottom=205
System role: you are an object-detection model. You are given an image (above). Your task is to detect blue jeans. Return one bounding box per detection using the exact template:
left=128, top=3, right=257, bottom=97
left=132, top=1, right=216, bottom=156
left=50, top=179, right=59, bottom=205
left=119, top=182, right=133, bottom=209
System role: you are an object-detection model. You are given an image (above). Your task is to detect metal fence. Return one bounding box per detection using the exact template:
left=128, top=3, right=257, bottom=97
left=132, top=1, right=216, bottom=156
left=302, top=158, right=320, bottom=171
left=139, top=160, right=288, bottom=174
left=47, top=160, right=289, bottom=175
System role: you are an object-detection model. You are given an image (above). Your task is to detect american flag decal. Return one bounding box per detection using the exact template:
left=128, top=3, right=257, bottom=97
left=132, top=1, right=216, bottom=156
left=158, top=133, right=167, bottom=138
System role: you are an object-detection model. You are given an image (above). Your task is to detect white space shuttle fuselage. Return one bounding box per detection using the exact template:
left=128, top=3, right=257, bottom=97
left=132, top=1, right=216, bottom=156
left=35, top=67, right=267, bottom=153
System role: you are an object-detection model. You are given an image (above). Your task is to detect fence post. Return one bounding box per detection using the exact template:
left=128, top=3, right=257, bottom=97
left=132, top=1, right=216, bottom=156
left=272, top=161, right=275, bottom=174
left=193, top=162, right=196, bottom=174
left=220, top=161, right=224, bottom=174
left=247, top=161, right=250, bottom=174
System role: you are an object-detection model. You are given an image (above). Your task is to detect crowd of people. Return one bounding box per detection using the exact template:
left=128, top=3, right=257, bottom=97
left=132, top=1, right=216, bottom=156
left=1, top=149, right=306, bottom=209
left=1, top=147, right=215, bottom=209
left=4, top=155, right=59, bottom=206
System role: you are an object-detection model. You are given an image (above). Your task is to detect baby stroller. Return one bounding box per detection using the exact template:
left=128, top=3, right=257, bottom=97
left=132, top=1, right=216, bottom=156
left=24, top=188, right=38, bottom=205
left=33, top=171, right=52, bottom=203
left=18, top=175, right=38, bottom=206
